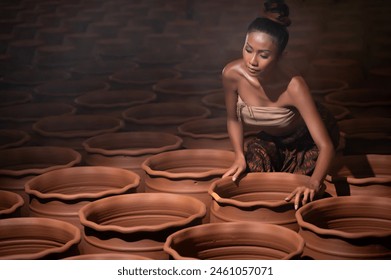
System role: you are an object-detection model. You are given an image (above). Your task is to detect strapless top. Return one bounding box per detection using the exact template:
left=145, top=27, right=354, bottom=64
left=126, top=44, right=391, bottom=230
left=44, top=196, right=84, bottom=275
left=237, top=95, right=300, bottom=128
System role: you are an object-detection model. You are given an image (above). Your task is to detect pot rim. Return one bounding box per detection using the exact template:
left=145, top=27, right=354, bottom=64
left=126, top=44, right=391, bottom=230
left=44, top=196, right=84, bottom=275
left=24, top=166, right=140, bottom=200
left=78, top=193, right=206, bottom=233
left=141, top=149, right=234, bottom=179
left=0, top=217, right=81, bottom=260
left=0, top=129, right=31, bottom=149
left=325, top=88, right=391, bottom=107
left=0, top=190, right=24, bottom=215
left=295, top=196, right=391, bottom=239
left=164, top=221, right=305, bottom=260
left=82, top=131, right=183, bottom=156
left=152, top=78, right=222, bottom=96
left=177, top=117, right=228, bottom=139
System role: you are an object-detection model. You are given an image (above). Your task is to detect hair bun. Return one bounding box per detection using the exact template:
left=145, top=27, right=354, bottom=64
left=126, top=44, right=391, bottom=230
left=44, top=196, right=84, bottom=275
left=263, top=0, right=291, bottom=27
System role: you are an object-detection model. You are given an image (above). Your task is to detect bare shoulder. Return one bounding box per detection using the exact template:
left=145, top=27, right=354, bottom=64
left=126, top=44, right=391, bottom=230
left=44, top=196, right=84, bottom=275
left=286, top=76, right=311, bottom=99
left=222, top=59, right=243, bottom=82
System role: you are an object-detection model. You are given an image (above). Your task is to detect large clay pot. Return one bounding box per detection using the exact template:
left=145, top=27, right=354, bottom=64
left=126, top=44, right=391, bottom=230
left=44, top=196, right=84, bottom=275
left=64, top=253, right=152, bottom=260
left=0, top=217, right=80, bottom=259
left=25, top=166, right=139, bottom=231
left=337, top=117, right=391, bottom=155
left=1, top=68, right=71, bottom=87
left=74, top=89, right=156, bottom=117
left=326, top=154, right=391, bottom=197
left=32, top=115, right=124, bottom=155
left=83, top=131, right=183, bottom=193
left=323, top=104, right=350, bottom=121
left=324, top=88, right=391, bottom=118
left=201, top=91, right=226, bottom=117
left=296, top=196, right=391, bottom=259
left=142, top=149, right=235, bottom=222
left=94, top=38, right=138, bottom=61
left=122, top=102, right=210, bottom=133
left=152, top=78, right=222, bottom=103
left=0, top=129, right=30, bottom=149
left=34, top=45, right=87, bottom=70
left=0, top=90, right=32, bottom=107
left=164, top=222, right=305, bottom=260
left=209, top=172, right=327, bottom=231
left=0, top=190, right=24, bottom=219
left=305, top=77, right=349, bottom=103
left=79, top=193, right=206, bottom=259
left=0, top=146, right=81, bottom=216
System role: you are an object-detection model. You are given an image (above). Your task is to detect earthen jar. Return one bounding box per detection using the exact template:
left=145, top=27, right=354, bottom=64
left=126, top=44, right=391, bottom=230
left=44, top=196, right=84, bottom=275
left=122, top=102, right=210, bottom=133
left=74, top=89, right=156, bottom=117
left=164, top=20, right=200, bottom=40
left=0, top=129, right=30, bottom=149
left=64, top=253, right=152, bottom=260
left=94, top=38, right=138, bottom=61
left=201, top=91, right=226, bottom=117
left=177, top=39, right=217, bottom=60
left=33, top=45, right=88, bottom=70
left=142, top=149, right=235, bottom=222
left=323, top=104, right=350, bottom=121
left=25, top=166, right=139, bottom=232
left=109, top=68, right=181, bottom=90
left=324, top=88, right=391, bottom=118
left=326, top=154, right=391, bottom=197
left=0, top=90, right=32, bottom=107
left=7, top=39, right=44, bottom=65
left=209, top=172, right=329, bottom=231
left=0, top=190, right=24, bottom=219
left=78, top=193, right=206, bottom=259
left=0, top=217, right=80, bottom=259
left=83, top=131, right=183, bottom=193
left=164, top=222, right=305, bottom=260
left=174, top=58, right=222, bottom=80
left=34, top=79, right=110, bottom=104
left=32, top=115, right=124, bottom=156
left=133, top=49, right=190, bottom=69
left=304, top=77, right=349, bottom=103
left=337, top=117, right=391, bottom=155
left=142, top=33, right=180, bottom=52
left=63, top=32, right=101, bottom=57
left=152, top=78, right=222, bottom=103
left=1, top=68, right=71, bottom=87
left=0, top=146, right=81, bottom=216
left=296, top=196, right=391, bottom=259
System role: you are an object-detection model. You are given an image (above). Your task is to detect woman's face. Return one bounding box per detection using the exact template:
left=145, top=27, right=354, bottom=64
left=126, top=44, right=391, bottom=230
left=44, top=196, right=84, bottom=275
left=242, top=31, right=279, bottom=77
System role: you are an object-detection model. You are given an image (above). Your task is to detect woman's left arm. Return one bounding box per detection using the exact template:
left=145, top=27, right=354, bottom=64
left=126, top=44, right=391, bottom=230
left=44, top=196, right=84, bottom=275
left=284, top=76, right=335, bottom=209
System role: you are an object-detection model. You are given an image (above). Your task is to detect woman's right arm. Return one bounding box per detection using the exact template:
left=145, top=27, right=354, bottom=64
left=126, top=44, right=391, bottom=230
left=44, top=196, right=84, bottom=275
left=222, top=65, right=246, bottom=181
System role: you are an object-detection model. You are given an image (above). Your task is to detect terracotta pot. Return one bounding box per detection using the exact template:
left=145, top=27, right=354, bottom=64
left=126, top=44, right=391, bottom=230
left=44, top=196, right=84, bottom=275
left=109, top=68, right=181, bottom=90
left=79, top=193, right=206, bottom=259
left=0, top=190, right=24, bottom=219
left=142, top=149, right=235, bottom=222
left=94, top=38, right=138, bottom=61
left=296, top=196, right=391, bottom=259
left=64, top=253, right=152, bottom=260
left=0, top=146, right=81, bottom=216
left=0, top=90, right=32, bottom=107
left=367, top=66, right=391, bottom=89
left=174, top=59, right=222, bottom=80
left=25, top=166, right=139, bottom=231
left=164, top=20, right=200, bottom=39
left=0, top=129, right=30, bottom=149
left=325, top=88, right=391, bottom=118
left=34, top=45, right=88, bottom=70
left=35, top=27, right=69, bottom=45
left=209, top=172, right=328, bottom=231
left=33, top=115, right=124, bottom=153
left=337, top=117, right=391, bottom=155
left=34, top=79, right=110, bottom=104
left=1, top=68, right=71, bottom=87
left=326, top=154, right=391, bottom=197
left=83, top=131, right=183, bottom=193
left=201, top=91, right=226, bottom=117
left=304, top=77, right=349, bottom=103
left=7, top=39, right=44, bottom=65
left=122, top=102, right=210, bottom=133
left=323, top=104, right=350, bottom=121
left=164, top=222, right=305, bottom=260
left=74, top=89, right=156, bottom=117
left=86, top=21, right=122, bottom=38
left=63, top=32, right=101, bottom=57
left=133, top=49, right=190, bottom=68
left=0, top=217, right=81, bottom=259
left=152, top=78, right=222, bottom=103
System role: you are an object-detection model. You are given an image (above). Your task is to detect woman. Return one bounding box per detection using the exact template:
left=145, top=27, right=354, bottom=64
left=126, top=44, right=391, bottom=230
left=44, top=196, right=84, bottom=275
left=222, top=17, right=339, bottom=210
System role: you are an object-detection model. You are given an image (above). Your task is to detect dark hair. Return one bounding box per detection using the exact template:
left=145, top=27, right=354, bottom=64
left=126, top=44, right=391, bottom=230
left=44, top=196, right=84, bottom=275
left=247, top=17, right=289, bottom=56
left=264, top=0, right=291, bottom=27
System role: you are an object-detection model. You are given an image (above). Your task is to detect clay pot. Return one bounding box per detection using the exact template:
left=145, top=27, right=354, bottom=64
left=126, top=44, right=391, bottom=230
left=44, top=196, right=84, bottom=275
left=133, top=49, right=190, bottom=68
left=142, top=149, right=235, bottom=222
left=367, top=67, right=391, bottom=89
left=209, top=172, right=324, bottom=231
left=79, top=193, right=206, bottom=259
left=0, top=90, right=32, bottom=107
left=0, top=217, right=81, bottom=259
left=325, top=89, right=391, bottom=118
left=174, top=59, right=222, bottom=80
left=35, top=27, right=69, bottom=45
left=164, top=222, right=305, bottom=260
left=122, top=102, right=210, bottom=133
left=296, top=196, right=391, bottom=259
left=74, top=89, right=156, bottom=117
left=326, top=154, right=391, bottom=197
left=323, top=104, right=350, bottom=121
left=33, top=115, right=124, bottom=153
left=34, top=79, right=110, bottom=104
left=152, top=78, right=222, bottom=103
left=63, top=32, right=101, bottom=57
left=109, top=68, right=181, bottom=90
left=0, top=190, right=24, bottom=219
left=0, top=129, right=30, bottom=149
left=1, top=68, right=71, bottom=87
left=337, top=117, right=391, bottom=155
left=34, top=45, right=88, bottom=70
left=201, top=91, right=226, bottom=117
left=25, top=166, right=139, bottom=230
left=83, top=131, right=183, bottom=193
left=94, top=38, right=138, bottom=61
left=64, top=253, right=152, bottom=260
left=7, top=39, right=44, bottom=65
left=0, top=146, right=81, bottom=216
left=304, top=77, right=349, bottom=103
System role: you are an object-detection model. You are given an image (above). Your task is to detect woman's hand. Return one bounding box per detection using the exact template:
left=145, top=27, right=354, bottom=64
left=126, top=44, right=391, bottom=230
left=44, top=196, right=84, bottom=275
left=222, top=155, right=247, bottom=181
left=284, top=183, right=326, bottom=210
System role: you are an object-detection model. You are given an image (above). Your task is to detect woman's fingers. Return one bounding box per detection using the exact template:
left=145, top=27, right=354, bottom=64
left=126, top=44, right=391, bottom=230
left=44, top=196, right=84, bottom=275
left=285, top=186, right=316, bottom=210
